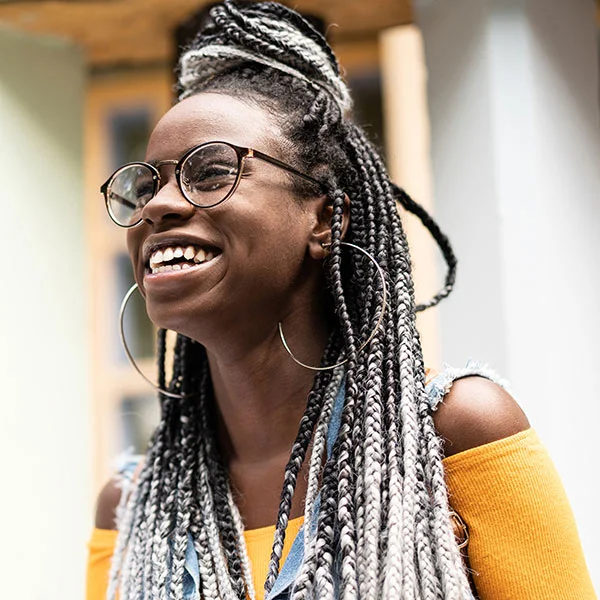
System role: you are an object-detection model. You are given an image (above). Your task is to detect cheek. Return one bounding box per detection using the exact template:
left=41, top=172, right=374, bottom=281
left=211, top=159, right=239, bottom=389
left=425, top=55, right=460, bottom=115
left=225, top=203, right=311, bottom=286
left=245, top=205, right=308, bottom=258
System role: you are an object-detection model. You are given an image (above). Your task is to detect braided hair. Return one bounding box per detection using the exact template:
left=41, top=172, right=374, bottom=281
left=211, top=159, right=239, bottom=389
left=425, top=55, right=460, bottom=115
left=108, top=1, right=469, bottom=598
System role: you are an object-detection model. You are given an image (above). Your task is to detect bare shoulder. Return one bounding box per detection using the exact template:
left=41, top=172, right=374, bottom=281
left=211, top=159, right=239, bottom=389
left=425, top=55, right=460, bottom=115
left=95, top=478, right=122, bottom=530
left=432, top=375, right=531, bottom=458
left=94, top=457, right=145, bottom=530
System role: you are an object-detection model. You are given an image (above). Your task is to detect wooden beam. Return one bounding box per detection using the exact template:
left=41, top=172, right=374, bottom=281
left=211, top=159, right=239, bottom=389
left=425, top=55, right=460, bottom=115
left=0, top=0, right=413, bottom=67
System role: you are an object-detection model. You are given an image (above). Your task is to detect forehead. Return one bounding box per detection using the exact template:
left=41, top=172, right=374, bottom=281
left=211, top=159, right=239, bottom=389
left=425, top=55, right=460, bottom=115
left=145, top=93, right=284, bottom=162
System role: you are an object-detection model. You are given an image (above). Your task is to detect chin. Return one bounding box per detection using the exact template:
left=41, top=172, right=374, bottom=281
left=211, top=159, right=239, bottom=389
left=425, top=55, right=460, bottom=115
left=146, top=302, right=203, bottom=341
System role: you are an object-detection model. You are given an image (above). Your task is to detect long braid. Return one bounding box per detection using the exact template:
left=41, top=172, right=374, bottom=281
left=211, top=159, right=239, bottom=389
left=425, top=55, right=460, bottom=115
left=186, top=344, right=242, bottom=600
left=293, top=363, right=345, bottom=600
left=228, top=493, right=257, bottom=600
left=326, top=191, right=361, bottom=600
left=265, top=338, right=340, bottom=592
left=169, top=339, right=198, bottom=599
left=140, top=330, right=172, bottom=599
left=107, top=330, right=172, bottom=600
left=345, top=126, right=388, bottom=600
left=199, top=387, right=246, bottom=598
left=362, top=137, right=468, bottom=596
left=109, top=2, right=472, bottom=598
left=358, top=129, right=424, bottom=596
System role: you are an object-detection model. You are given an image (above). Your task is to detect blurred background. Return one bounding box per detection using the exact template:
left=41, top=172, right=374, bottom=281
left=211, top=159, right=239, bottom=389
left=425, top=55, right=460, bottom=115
left=1, top=0, right=598, bottom=598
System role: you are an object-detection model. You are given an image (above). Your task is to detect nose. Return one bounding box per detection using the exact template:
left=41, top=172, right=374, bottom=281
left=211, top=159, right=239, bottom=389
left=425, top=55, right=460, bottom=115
left=141, top=174, right=196, bottom=226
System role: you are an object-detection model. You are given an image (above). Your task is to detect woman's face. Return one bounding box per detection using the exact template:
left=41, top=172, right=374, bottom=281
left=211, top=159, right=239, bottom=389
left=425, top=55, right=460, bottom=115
left=127, top=92, right=325, bottom=346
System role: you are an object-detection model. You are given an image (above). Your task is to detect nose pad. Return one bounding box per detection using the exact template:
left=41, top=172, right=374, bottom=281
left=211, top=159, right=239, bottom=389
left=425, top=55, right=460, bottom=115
left=141, top=179, right=196, bottom=226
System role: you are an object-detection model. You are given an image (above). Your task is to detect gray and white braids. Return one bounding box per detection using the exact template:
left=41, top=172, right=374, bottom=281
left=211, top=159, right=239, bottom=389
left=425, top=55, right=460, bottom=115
left=179, top=6, right=352, bottom=115
left=108, top=2, right=472, bottom=599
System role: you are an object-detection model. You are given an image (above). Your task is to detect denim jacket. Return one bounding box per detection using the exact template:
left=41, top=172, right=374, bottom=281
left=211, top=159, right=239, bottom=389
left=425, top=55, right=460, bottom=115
left=121, top=359, right=509, bottom=600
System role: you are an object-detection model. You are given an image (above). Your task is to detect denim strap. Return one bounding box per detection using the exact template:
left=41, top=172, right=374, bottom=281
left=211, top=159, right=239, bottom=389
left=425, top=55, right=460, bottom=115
left=266, top=379, right=346, bottom=600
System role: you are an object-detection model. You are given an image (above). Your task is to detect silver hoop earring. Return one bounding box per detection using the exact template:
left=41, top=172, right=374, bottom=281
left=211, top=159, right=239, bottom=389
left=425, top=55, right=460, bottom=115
left=278, top=241, right=388, bottom=371
left=119, top=282, right=189, bottom=399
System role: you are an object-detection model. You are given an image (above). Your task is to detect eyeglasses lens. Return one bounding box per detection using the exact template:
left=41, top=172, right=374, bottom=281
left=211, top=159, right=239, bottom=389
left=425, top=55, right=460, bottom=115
left=108, top=164, right=155, bottom=227
left=106, top=143, right=240, bottom=226
left=180, top=142, right=239, bottom=208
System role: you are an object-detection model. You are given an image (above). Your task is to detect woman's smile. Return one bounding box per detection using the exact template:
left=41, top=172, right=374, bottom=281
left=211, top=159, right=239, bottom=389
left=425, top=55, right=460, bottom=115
left=141, top=233, right=224, bottom=285
left=144, top=249, right=223, bottom=284
left=147, top=245, right=218, bottom=275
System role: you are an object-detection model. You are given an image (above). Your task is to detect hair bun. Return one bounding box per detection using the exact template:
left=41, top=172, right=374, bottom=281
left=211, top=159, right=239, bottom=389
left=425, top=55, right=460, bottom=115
left=178, top=0, right=352, bottom=113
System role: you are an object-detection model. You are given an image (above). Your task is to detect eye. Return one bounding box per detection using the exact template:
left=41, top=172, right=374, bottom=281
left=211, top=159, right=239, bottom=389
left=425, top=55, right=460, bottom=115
left=134, top=181, right=155, bottom=204
left=186, top=163, right=237, bottom=192
left=180, top=143, right=240, bottom=201
left=106, top=164, right=155, bottom=225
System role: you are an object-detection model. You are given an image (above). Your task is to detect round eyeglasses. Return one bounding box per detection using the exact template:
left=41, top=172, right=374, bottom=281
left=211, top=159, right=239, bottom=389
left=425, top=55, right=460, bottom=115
left=101, top=140, right=325, bottom=228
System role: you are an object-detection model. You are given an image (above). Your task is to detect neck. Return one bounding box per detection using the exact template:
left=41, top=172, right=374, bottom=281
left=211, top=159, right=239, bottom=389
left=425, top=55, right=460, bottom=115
left=207, top=309, right=330, bottom=466
left=196, top=279, right=333, bottom=528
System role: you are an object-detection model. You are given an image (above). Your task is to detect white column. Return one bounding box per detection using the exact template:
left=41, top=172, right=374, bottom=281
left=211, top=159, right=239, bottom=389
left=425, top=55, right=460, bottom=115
left=417, top=0, right=600, bottom=588
left=0, top=29, right=90, bottom=599
left=380, top=25, right=441, bottom=370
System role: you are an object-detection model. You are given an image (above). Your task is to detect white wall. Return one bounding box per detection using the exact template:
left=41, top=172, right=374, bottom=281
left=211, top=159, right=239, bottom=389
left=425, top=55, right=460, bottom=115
left=417, top=0, right=600, bottom=590
left=0, top=27, right=90, bottom=600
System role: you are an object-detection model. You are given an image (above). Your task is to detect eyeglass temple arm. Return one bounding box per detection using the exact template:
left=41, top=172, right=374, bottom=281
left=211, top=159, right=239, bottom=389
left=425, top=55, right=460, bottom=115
left=250, top=149, right=326, bottom=192
left=102, top=186, right=137, bottom=211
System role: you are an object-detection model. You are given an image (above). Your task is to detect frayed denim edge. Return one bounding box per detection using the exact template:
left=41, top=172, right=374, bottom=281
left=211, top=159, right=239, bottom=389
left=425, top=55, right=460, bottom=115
left=113, top=448, right=144, bottom=485
left=425, top=358, right=513, bottom=412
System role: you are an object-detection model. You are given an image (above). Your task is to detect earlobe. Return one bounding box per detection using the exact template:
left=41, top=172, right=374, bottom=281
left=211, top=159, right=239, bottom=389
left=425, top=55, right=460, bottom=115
left=307, top=193, right=350, bottom=260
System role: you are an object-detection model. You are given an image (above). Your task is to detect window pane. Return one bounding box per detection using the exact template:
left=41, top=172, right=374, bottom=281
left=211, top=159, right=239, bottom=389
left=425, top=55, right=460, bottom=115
left=119, top=393, right=160, bottom=454
left=348, top=70, right=385, bottom=153
left=109, top=108, right=151, bottom=168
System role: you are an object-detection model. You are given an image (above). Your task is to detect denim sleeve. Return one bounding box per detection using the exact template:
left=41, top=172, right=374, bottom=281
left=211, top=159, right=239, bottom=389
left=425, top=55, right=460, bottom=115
left=425, top=358, right=513, bottom=412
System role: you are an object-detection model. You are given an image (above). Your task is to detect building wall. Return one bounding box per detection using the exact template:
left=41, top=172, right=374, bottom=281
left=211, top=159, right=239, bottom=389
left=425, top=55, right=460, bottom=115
left=418, top=0, right=600, bottom=588
left=0, top=27, right=90, bottom=600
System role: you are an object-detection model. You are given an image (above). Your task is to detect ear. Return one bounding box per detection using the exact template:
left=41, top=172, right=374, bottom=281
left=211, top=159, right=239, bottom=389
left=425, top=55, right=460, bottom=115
left=307, top=193, right=350, bottom=260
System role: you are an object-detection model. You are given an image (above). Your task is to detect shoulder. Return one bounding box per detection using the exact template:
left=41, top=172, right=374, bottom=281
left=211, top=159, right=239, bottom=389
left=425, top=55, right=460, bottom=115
left=94, top=456, right=145, bottom=530
left=431, top=374, right=530, bottom=458
left=95, top=478, right=122, bottom=530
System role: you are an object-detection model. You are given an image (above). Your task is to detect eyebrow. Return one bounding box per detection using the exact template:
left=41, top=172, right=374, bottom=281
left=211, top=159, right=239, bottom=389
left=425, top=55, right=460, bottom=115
left=146, top=145, right=198, bottom=168
left=147, top=157, right=180, bottom=169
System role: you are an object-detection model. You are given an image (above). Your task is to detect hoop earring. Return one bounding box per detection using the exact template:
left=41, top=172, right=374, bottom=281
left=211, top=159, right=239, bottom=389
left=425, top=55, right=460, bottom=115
left=119, top=282, right=190, bottom=399
left=278, top=241, right=388, bottom=371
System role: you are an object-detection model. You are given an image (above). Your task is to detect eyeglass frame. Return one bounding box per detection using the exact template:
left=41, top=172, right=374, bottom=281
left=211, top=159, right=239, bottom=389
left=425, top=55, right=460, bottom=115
left=100, top=140, right=326, bottom=228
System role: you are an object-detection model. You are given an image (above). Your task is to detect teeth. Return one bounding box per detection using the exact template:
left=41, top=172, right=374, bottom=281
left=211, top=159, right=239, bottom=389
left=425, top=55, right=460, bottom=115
left=149, top=244, right=219, bottom=274
left=150, top=249, right=164, bottom=266
left=163, top=247, right=174, bottom=262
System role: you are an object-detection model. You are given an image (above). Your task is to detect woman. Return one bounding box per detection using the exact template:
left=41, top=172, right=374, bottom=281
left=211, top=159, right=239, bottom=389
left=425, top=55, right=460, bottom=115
left=87, top=2, right=596, bottom=599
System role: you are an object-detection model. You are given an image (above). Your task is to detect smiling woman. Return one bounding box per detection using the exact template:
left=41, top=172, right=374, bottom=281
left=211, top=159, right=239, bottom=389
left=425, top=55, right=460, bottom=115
left=87, top=2, right=596, bottom=600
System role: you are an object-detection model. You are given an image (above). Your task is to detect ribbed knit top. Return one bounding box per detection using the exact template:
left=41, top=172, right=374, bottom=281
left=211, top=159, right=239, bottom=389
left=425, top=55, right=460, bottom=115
left=86, top=428, right=596, bottom=599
